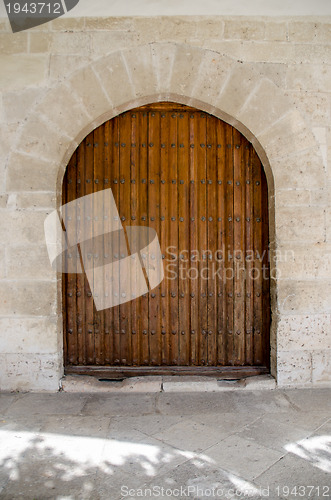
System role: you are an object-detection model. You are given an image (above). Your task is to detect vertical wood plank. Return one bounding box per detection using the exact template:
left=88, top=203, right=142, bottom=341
left=216, top=120, right=226, bottom=365
left=189, top=111, right=199, bottom=365
left=225, top=125, right=234, bottom=365
left=233, top=129, right=246, bottom=365
left=148, top=110, right=161, bottom=365
left=245, top=143, right=254, bottom=365
left=168, top=110, right=179, bottom=365
left=160, top=111, right=170, bottom=364
left=177, top=111, right=190, bottom=364
left=197, top=113, right=208, bottom=366
left=206, top=116, right=217, bottom=365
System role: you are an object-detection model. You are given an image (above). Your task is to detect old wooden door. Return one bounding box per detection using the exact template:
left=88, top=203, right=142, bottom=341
left=63, top=102, right=270, bottom=377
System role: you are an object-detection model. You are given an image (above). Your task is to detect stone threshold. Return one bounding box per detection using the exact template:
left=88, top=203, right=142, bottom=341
left=61, top=374, right=276, bottom=392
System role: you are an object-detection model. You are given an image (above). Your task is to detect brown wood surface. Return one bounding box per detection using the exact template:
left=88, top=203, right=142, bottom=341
left=63, top=102, right=270, bottom=372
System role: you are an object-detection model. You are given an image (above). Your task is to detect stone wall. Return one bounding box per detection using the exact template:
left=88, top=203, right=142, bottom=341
left=0, top=16, right=330, bottom=390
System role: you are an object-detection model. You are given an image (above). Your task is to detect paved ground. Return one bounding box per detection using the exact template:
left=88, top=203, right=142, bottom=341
left=0, top=387, right=330, bottom=499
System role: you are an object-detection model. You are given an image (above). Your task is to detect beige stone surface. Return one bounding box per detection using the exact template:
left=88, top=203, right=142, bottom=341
left=0, top=55, right=47, bottom=90
left=277, top=314, right=331, bottom=351
left=0, top=281, right=57, bottom=316
left=0, top=16, right=329, bottom=391
left=312, top=349, right=331, bottom=384
left=277, top=280, right=331, bottom=314
left=0, top=317, right=59, bottom=354
left=277, top=350, right=312, bottom=386
left=6, top=153, right=57, bottom=191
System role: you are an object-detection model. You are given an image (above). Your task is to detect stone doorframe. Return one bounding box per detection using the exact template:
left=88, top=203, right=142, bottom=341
left=11, top=42, right=323, bottom=387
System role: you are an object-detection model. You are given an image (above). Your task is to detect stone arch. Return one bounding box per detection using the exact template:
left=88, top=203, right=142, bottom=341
left=9, top=42, right=323, bottom=382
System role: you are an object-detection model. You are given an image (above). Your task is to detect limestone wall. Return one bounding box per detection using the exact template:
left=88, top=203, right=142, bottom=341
left=0, top=16, right=330, bottom=390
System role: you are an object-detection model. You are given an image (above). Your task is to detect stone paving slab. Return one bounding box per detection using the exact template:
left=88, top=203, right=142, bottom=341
left=0, top=388, right=329, bottom=499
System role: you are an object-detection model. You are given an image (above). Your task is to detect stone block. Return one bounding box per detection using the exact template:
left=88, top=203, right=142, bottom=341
left=276, top=189, right=311, bottom=206
left=241, top=41, right=295, bottom=64
left=0, top=316, right=59, bottom=354
left=0, top=33, right=27, bottom=54
left=0, top=246, right=5, bottom=279
left=93, top=51, right=135, bottom=108
left=312, top=349, right=331, bottom=385
left=2, top=88, right=40, bottom=123
left=29, top=32, right=51, bottom=52
left=13, top=192, right=56, bottom=209
left=50, top=32, right=91, bottom=55
left=215, top=63, right=261, bottom=118
left=34, top=83, right=90, bottom=140
left=195, top=18, right=224, bottom=39
left=84, top=17, right=133, bottom=31
left=6, top=244, right=55, bottom=280
left=122, top=44, right=158, bottom=98
left=271, top=148, right=326, bottom=190
left=151, top=42, right=177, bottom=93
left=238, top=78, right=290, bottom=136
left=315, top=22, right=331, bottom=43
left=190, top=51, right=234, bottom=104
left=16, top=114, right=72, bottom=162
left=294, top=44, right=331, bottom=65
left=257, top=110, right=317, bottom=159
left=286, top=64, right=331, bottom=92
left=286, top=91, right=330, bottom=126
left=276, top=244, right=331, bottom=280
left=277, top=314, right=331, bottom=351
left=276, top=206, right=325, bottom=244
left=277, top=350, right=312, bottom=386
left=6, top=153, right=57, bottom=191
left=326, top=208, right=331, bottom=241
left=170, top=44, right=205, bottom=97
left=288, top=22, right=317, bottom=42
left=0, top=280, right=57, bottom=316
left=134, top=17, right=197, bottom=44
left=0, top=210, right=50, bottom=246
left=254, top=62, right=287, bottom=87
left=51, top=17, right=85, bottom=31
left=0, top=353, right=62, bottom=391
left=0, top=55, right=47, bottom=90
left=91, top=31, right=140, bottom=55
left=49, top=54, right=90, bottom=81
left=277, top=280, right=331, bottom=314
left=224, top=20, right=265, bottom=40
left=264, top=22, right=288, bottom=41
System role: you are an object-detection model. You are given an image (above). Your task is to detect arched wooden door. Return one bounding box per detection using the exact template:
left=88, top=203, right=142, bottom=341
left=63, top=102, right=270, bottom=378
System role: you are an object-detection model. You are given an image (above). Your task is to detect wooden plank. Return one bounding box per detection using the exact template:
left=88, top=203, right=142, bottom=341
left=102, top=120, right=112, bottom=365
left=81, top=133, right=95, bottom=364
left=245, top=142, right=254, bottom=365
left=206, top=115, right=217, bottom=365
left=93, top=125, right=105, bottom=365
left=189, top=111, right=199, bottom=365
left=252, top=149, right=263, bottom=365
left=110, top=118, right=121, bottom=365
left=224, top=124, right=234, bottom=365
left=216, top=119, right=226, bottom=365
left=168, top=109, right=179, bottom=365
left=118, top=112, right=132, bottom=365
left=197, top=112, right=208, bottom=366
left=177, top=111, right=190, bottom=365
left=66, top=364, right=269, bottom=378
left=147, top=109, right=161, bottom=365
left=233, top=129, right=246, bottom=365
left=75, top=142, right=86, bottom=365
left=129, top=111, right=140, bottom=366
left=139, top=110, right=150, bottom=365
left=160, top=110, right=170, bottom=365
